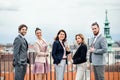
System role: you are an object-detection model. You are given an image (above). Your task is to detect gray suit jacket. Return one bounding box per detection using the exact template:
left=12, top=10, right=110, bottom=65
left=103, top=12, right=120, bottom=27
left=90, top=34, right=107, bottom=65
left=13, top=34, right=28, bottom=66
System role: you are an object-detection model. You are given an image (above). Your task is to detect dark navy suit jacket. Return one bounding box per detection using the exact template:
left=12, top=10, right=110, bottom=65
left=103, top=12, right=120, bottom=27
left=72, top=43, right=87, bottom=64
left=52, top=40, right=70, bottom=65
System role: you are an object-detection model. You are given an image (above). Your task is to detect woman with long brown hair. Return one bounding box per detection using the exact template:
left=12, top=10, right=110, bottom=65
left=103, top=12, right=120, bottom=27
left=52, top=29, right=71, bottom=80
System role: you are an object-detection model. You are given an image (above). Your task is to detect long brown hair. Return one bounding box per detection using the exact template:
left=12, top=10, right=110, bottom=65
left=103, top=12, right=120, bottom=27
left=54, top=29, right=67, bottom=42
left=75, top=33, right=86, bottom=45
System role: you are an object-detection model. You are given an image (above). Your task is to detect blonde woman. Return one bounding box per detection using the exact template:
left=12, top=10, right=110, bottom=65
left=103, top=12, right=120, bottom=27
left=71, top=33, right=87, bottom=80
left=33, top=28, right=50, bottom=80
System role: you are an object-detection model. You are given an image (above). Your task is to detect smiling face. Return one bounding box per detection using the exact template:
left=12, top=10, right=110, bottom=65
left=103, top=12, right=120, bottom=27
left=58, top=31, right=65, bottom=41
left=91, top=25, right=100, bottom=36
left=55, top=29, right=67, bottom=42
left=75, top=33, right=86, bottom=45
left=19, top=27, right=27, bottom=36
left=35, top=30, right=42, bottom=39
left=76, top=35, right=82, bottom=44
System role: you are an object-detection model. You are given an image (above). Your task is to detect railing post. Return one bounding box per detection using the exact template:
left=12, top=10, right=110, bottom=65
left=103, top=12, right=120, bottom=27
left=4, top=52, right=5, bottom=80
left=67, top=56, right=69, bottom=80
left=29, top=52, right=31, bottom=80
left=8, top=53, right=10, bottom=80
left=90, top=63, right=92, bottom=80
left=0, top=54, right=1, bottom=80
left=108, top=52, right=109, bottom=80
left=33, top=52, right=35, bottom=80
left=113, top=51, right=115, bottom=80
left=50, top=52, right=52, bottom=80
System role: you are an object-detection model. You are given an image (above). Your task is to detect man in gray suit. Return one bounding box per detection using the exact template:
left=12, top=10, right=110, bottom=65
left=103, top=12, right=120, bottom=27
left=13, top=24, right=29, bottom=80
left=89, top=22, right=107, bottom=80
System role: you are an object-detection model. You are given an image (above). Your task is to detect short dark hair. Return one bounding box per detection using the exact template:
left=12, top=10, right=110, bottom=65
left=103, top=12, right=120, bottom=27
left=55, top=29, right=67, bottom=42
left=91, top=22, right=99, bottom=28
left=18, top=24, right=28, bottom=31
left=35, top=27, right=41, bottom=34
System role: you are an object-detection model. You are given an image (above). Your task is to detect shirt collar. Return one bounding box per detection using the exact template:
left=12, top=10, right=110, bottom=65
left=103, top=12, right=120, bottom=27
left=94, top=33, right=101, bottom=38
left=19, top=34, right=25, bottom=38
left=59, top=40, right=63, bottom=43
left=79, top=43, right=81, bottom=47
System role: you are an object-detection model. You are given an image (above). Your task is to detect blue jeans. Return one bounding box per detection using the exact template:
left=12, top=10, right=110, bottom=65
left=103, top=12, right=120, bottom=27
left=54, top=60, right=66, bottom=80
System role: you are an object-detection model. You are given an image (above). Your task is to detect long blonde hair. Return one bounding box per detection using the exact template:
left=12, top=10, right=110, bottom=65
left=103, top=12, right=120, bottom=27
left=75, top=33, right=86, bottom=45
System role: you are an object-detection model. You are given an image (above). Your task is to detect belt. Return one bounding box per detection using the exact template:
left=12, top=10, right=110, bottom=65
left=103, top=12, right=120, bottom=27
left=62, top=58, right=67, bottom=60
left=37, top=55, right=48, bottom=57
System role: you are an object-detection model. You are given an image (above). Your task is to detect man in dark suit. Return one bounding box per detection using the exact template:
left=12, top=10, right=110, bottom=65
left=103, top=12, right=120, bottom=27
left=13, top=24, right=29, bottom=80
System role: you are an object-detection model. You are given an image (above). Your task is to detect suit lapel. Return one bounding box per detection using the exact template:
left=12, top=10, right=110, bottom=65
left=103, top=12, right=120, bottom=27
left=18, top=34, right=28, bottom=50
left=36, top=40, right=45, bottom=51
left=77, top=44, right=81, bottom=52
left=58, top=40, right=64, bottom=50
left=90, top=38, right=95, bottom=47
left=93, top=34, right=102, bottom=46
left=24, top=38, right=28, bottom=49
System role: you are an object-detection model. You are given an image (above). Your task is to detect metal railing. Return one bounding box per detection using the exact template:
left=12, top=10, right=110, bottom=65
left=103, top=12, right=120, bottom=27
left=0, top=51, right=120, bottom=80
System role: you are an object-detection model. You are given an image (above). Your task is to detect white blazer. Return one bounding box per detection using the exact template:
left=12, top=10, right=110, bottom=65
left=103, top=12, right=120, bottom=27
left=34, top=39, right=48, bottom=63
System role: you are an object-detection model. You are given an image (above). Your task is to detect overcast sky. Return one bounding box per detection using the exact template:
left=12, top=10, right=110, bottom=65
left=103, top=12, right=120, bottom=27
left=0, top=0, right=120, bottom=44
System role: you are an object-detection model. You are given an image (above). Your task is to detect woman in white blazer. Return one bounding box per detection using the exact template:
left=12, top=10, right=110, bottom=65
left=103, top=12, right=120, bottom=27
left=33, top=28, right=50, bottom=80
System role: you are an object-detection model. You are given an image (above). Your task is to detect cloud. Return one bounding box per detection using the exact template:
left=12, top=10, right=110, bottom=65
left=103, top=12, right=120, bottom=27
left=0, top=0, right=19, bottom=11
left=0, top=0, right=120, bottom=44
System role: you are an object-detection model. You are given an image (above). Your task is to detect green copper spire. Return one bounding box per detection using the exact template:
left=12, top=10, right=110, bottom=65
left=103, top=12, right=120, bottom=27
left=105, top=10, right=109, bottom=22
left=104, top=9, right=114, bottom=52
left=104, top=10, right=110, bottom=28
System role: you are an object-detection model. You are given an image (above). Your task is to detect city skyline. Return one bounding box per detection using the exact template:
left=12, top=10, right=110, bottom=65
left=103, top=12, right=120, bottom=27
left=0, top=0, right=120, bottom=44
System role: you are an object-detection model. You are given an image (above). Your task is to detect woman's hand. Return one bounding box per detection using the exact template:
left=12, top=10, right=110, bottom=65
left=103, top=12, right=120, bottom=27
left=65, top=46, right=70, bottom=51
left=67, top=54, right=72, bottom=61
left=70, top=59, right=73, bottom=63
left=45, top=52, right=49, bottom=57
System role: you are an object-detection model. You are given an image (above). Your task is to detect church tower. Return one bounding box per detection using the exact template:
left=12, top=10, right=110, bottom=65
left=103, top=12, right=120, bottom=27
left=104, top=10, right=114, bottom=52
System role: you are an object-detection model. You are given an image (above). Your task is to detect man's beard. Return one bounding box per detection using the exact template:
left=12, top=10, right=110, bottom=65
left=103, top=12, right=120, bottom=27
left=94, top=31, right=99, bottom=36
left=21, top=32, right=26, bottom=36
